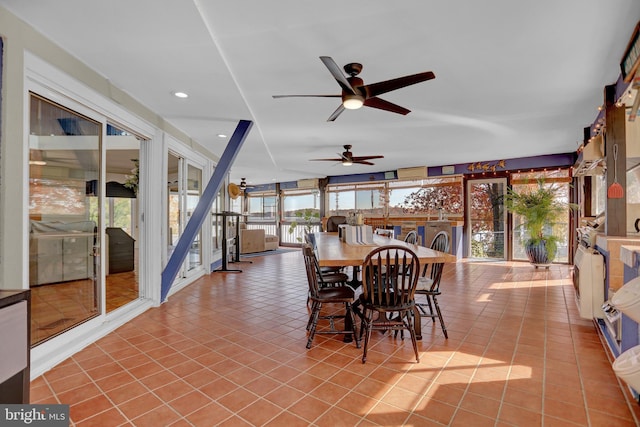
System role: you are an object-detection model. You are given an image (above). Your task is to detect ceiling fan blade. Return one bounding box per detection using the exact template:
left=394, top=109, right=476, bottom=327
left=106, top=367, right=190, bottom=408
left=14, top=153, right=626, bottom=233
left=327, top=104, right=345, bottom=122
left=353, top=155, right=384, bottom=161
left=310, top=157, right=342, bottom=162
left=364, top=97, right=410, bottom=115
left=354, top=160, right=375, bottom=166
left=364, top=71, right=435, bottom=98
left=320, top=56, right=356, bottom=95
left=272, top=94, right=340, bottom=98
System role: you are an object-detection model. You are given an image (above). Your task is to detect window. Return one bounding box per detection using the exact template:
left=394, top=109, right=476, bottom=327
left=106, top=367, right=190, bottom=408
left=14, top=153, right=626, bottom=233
left=389, top=176, right=463, bottom=217
left=247, top=192, right=277, bottom=221
left=281, top=189, right=320, bottom=243
left=327, top=183, right=385, bottom=216
left=282, top=190, right=320, bottom=221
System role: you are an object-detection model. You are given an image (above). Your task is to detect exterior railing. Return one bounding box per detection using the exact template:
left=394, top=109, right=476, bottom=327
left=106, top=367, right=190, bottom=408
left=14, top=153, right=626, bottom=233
left=280, top=223, right=321, bottom=245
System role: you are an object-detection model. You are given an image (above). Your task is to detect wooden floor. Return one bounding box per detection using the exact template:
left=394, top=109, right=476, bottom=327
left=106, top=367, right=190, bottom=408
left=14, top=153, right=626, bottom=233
left=30, top=251, right=640, bottom=426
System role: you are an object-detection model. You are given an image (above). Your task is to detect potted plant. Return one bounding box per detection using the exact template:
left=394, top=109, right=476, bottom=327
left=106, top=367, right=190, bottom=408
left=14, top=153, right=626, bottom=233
left=504, top=179, right=576, bottom=267
left=288, top=209, right=320, bottom=242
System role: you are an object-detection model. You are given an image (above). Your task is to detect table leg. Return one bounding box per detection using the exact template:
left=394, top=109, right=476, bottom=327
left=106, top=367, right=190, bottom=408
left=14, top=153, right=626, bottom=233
left=348, top=266, right=361, bottom=289
left=343, top=301, right=355, bottom=343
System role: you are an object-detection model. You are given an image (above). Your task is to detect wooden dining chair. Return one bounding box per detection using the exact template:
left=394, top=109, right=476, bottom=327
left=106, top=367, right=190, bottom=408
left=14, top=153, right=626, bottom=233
left=302, top=244, right=359, bottom=349
left=304, top=233, right=348, bottom=286
left=359, top=245, right=421, bottom=363
left=404, top=230, right=418, bottom=244
left=415, top=231, right=450, bottom=338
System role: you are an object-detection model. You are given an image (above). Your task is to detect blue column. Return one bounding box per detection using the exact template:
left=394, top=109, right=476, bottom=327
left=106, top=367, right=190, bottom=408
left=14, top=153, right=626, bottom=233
left=161, top=120, right=253, bottom=301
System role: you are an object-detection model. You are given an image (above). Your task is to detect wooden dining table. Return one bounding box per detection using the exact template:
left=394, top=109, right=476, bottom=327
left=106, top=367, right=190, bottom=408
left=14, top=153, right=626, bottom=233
left=313, top=231, right=457, bottom=340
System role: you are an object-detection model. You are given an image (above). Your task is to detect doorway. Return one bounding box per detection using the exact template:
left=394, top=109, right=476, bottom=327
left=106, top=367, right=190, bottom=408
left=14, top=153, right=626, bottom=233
left=467, top=178, right=507, bottom=260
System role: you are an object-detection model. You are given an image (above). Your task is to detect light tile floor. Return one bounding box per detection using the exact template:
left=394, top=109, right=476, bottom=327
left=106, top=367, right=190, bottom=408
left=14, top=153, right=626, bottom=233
left=30, top=251, right=640, bottom=426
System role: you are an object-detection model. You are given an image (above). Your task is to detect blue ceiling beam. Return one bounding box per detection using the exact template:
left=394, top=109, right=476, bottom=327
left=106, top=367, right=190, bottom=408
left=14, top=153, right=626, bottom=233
left=161, top=120, right=253, bottom=302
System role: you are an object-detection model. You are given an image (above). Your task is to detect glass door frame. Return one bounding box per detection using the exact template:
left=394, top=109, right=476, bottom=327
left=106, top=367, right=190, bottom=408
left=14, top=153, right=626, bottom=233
left=165, top=146, right=209, bottom=282
left=466, top=177, right=508, bottom=260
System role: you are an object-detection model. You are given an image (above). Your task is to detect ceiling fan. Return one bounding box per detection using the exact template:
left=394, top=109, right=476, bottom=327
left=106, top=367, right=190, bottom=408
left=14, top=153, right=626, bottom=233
left=228, top=178, right=254, bottom=199
left=239, top=178, right=255, bottom=190
left=273, top=56, right=435, bottom=121
left=310, top=145, right=383, bottom=166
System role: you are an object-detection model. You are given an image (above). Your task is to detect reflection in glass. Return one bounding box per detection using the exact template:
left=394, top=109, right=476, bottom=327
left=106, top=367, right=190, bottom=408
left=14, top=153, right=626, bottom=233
left=187, top=164, right=202, bottom=271
left=105, top=124, right=142, bottom=312
left=28, top=94, right=100, bottom=346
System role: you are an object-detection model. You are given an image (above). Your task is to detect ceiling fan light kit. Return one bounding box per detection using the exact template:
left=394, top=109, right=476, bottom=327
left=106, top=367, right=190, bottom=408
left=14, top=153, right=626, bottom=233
left=343, top=94, right=364, bottom=109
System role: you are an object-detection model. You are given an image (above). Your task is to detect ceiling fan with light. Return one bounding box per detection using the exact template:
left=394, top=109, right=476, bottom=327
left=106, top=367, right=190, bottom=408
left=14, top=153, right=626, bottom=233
left=310, top=145, right=383, bottom=166
left=273, top=56, right=435, bottom=121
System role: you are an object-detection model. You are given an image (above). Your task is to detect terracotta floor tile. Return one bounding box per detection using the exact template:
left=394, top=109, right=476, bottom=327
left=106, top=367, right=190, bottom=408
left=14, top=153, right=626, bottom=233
left=262, top=384, right=306, bottom=409
left=117, top=392, right=164, bottom=420
left=237, top=398, right=283, bottom=426
left=263, top=411, right=310, bottom=427
left=412, top=397, right=457, bottom=425
left=105, top=380, right=148, bottom=405
left=314, top=407, right=362, bottom=427
left=459, top=392, right=501, bottom=419
left=198, top=377, right=239, bottom=401
left=76, top=407, right=128, bottom=427
left=450, top=409, right=496, bottom=427
left=498, top=402, right=542, bottom=426
left=168, top=390, right=212, bottom=417
left=216, top=415, right=253, bottom=426
left=28, top=258, right=639, bottom=426
left=130, top=404, right=182, bottom=427
left=94, top=371, right=136, bottom=392
left=544, top=397, right=588, bottom=425
left=287, top=395, right=332, bottom=423
left=185, top=402, right=233, bottom=426
left=216, top=387, right=259, bottom=413
left=137, top=369, right=179, bottom=390
left=70, top=394, right=114, bottom=423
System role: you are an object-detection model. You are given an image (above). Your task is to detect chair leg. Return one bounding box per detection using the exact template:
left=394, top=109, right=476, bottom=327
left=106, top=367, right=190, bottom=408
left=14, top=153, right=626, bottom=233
left=306, top=302, right=322, bottom=349
left=405, top=311, right=420, bottom=363
left=426, top=295, right=435, bottom=316
left=432, top=295, right=448, bottom=339
left=306, top=300, right=319, bottom=331
left=361, top=310, right=375, bottom=363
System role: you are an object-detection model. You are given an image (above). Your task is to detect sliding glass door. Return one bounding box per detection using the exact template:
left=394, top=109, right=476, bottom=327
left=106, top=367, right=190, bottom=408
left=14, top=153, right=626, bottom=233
left=467, top=178, right=507, bottom=260
left=28, top=94, right=101, bottom=345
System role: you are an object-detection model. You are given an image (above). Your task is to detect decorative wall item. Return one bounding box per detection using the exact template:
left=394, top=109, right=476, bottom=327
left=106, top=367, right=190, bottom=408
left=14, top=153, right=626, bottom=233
left=467, top=159, right=506, bottom=173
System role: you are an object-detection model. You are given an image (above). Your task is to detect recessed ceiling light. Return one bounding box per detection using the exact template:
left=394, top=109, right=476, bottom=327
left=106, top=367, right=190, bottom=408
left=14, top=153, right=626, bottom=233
left=217, top=134, right=227, bottom=138
left=173, top=91, right=188, bottom=98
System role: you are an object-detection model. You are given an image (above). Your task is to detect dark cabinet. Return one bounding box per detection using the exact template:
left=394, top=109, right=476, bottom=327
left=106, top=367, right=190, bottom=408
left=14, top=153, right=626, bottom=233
left=106, top=228, right=135, bottom=274
left=0, top=290, right=30, bottom=404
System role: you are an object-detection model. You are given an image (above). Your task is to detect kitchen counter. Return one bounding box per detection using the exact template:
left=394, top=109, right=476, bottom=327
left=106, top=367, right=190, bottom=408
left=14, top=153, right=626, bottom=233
left=596, top=235, right=640, bottom=292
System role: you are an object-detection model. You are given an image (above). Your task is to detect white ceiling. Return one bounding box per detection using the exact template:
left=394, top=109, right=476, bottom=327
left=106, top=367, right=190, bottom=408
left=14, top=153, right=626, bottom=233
left=3, top=1, right=639, bottom=186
